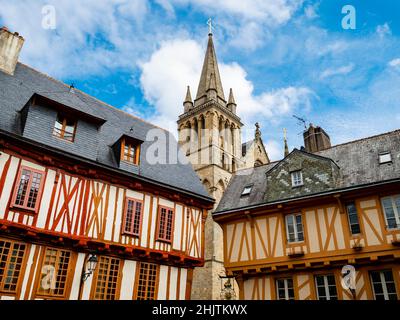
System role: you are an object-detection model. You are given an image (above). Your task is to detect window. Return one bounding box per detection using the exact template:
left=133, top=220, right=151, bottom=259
left=276, top=278, right=295, bottom=300
left=291, top=170, right=303, bottom=187
left=134, top=262, right=159, bottom=300
left=92, top=256, right=121, bottom=300
left=285, top=213, right=304, bottom=243
left=12, top=166, right=45, bottom=212
left=121, top=139, right=140, bottom=165
left=370, top=270, right=397, bottom=300
left=53, top=114, right=76, bottom=142
left=379, top=152, right=392, bottom=164
left=0, top=239, right=27, bottom=294
left=156, top=206, right=174, bottom=243
left=122, top=198, right=143, bottom=236
left=36, top=247, right=72, bottom=298
left=241, top=185, right=252, bottom=197
left=381, top=195, right=400, bottom=229
left=346, top=202, right=361, bottom=234
left=315, top=274, right=338, bottom=300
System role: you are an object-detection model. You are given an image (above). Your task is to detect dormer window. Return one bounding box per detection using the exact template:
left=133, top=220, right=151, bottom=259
left=241, top=185, right=252, bottom=197
left=291, top=170, right=303, bottom=187
left=53, top=114, right=76, bottom=142
left=121, top=138, right=140, bottom=165
left=379, top=152, right=392, bottom=164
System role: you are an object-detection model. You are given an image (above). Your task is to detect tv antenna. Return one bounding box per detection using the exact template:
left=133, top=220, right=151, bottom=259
left=293, top=115, right=308, bottom=130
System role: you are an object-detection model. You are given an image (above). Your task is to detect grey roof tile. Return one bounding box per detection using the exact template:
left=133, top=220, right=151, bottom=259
left=217, top=130, right=400, bottom=212
left=0, top=63, right=210, bottom=199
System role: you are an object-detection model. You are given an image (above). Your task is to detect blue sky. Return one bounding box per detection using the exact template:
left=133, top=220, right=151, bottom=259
left=1, top=0, right=400, bottom=160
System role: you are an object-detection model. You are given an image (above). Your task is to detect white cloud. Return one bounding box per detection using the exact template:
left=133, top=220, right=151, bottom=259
left=389, top=58, right=400, bottom=68
left=376, top=23, right=391, bottom=38
left=137, top=37, right=315, bottom=134
left=171, top=0, right=303, bottom=23
left=0, top=0, right=152, bottom=78
left=304, top=3, right=319, bottom=19
left=320, top=64, right=354, bottom=79
left=265, top=139, right=282, bottom=161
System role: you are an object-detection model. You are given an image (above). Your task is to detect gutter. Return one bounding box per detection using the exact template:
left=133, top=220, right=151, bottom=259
left=0, top=129, right=215, bottom=204
left=213, top=178, right=400, bottom=216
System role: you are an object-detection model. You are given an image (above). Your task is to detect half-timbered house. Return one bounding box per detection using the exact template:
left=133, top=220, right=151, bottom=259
left=214, top=125, right=400, bottom=300
left=0, top=27, right=214, bottom=300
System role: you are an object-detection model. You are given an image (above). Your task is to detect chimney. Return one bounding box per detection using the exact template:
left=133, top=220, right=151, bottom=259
left=0, top=27, right=24, bottom=75
left=303, top=124, right=331, bottom=153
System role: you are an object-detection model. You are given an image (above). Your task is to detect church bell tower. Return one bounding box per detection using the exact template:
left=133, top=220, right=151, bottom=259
left=177, top=31, right=243, bottom=299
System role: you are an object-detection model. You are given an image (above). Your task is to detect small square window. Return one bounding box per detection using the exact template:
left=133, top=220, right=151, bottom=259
left=379, top=152, right=392, bottom=164
left=241, top=186, right=252, bottom=196
left=291, top=170, right=303, bottom=187
left=53, top=114, right=76, bottom=142
left=121, top=138, right=141, bottom=165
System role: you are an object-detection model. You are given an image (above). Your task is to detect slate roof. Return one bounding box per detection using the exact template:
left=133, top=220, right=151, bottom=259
left=0, top=63, right=211, bottom=200
left=216, top=129, right=400, bottom=213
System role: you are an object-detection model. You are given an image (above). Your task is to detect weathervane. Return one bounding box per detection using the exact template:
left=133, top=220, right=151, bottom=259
left=207, top=18, right=214, bottom=35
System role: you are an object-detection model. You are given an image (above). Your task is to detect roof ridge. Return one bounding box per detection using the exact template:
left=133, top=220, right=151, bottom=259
left=317, top=128, right=400, bottom=152
left=17, top=62, right=170, bottom=133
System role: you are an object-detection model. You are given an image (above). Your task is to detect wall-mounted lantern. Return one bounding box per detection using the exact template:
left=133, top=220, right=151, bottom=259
left=82, top=254, right=98, bottom=282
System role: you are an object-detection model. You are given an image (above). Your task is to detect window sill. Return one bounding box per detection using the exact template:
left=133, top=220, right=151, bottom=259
left=156, top=239, right=172, bottom=244
left=121, top=160, right=139, bottom=167
left=121, top=232, right=140, bottom=238
left=286, top=240, right=305, bottom=245
left=291, top=184, right=304, bottom=188
left=9, top=205, right=37, bottom=215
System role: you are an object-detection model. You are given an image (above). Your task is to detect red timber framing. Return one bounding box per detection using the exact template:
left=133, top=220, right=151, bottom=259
left=0, top=132, right=213, bottom=269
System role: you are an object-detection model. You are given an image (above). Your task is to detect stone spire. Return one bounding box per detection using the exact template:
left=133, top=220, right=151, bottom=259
left=195, top=33, right=225, bottom=106
left=183, top=85, right=193, bottom=112
left=227, top=88, right=237, bottom=113
left=255, top=122, right=261, bottom=140
left=284, top=128, right=289, bottom=157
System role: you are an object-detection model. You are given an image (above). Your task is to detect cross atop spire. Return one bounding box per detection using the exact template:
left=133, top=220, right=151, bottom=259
left=207, top=18, right=214, bottom=35
left=194, top=29, right=225, bottom=106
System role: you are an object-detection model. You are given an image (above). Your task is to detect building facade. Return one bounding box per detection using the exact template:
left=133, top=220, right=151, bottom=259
left=0, top=27, right=214, bottom=300
left=177, top=33, right=269, bottom=299
left=214, top=126, right=400, bottom=300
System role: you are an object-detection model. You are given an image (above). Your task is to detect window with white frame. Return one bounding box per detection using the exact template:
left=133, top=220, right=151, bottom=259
left=315, top=274, right=338, bottom=300
left=381, top=195, right=400, bottom=230
left=370, top=270, right=397, bottom=300
left=378, top=152, right=392, bottom=164
left=276, top=278, right=295, bottom=300
left=291, top=170, right=303, bottom=187
left=241, top=185, right=252, bottom=197
left=285, top=213, right=304, bottom=243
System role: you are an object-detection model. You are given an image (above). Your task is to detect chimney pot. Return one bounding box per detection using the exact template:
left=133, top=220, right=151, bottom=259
left=0, top=27, right=25, bottom=75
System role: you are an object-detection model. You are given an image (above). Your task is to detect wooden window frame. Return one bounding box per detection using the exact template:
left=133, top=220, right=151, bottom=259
left=120, top=138, right=141, bottom=165
left=53, top=114, right=77, bottom=142
left=369, top=269, right=398, bottom=300
left=90, top=255, right=122, bottom=300
left=155, top=205, right=175, bottom=243
left=314, top=274, right=338, bottom=300
left=133, top=262, right=159, bottom=300
left=33, top=246, right=76, bottom=300
left=275, top=277, right=295, bottom=300
left=0, top=238, right=29, bottom=296
left=285, top=213, right=304, bottom=243
left=122, top=197, right=144, bottom=237
left=346, top=202, right=361, bottom=235
left=381, top=195, right=400, bottom=230
left=11, top=165, right=45, bottom=213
